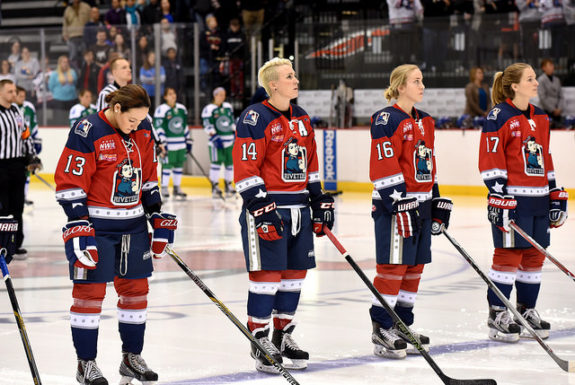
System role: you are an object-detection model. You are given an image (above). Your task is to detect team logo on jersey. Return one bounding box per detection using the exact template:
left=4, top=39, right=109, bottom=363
left=111, top=158, right=142, bottom=205
left=99, top=140, right=116, bottom=151
left=413, top=140, right=433, bottom=182
left=168, top=116, right=185, bottom=134
left=281, top=137, right=307, bottom=182
left=522, top=136, right=544, bottom=176
left=528, top=118, right=537, bottom=131
left=487, top=108, right=500, bottom=121
left=375, top=111, right=390, bottom=126
left=74, top=119, right=92, bottom=138
left=215, top=114, right=234, bottom=133
left=243, top=110, right=259, bottom=126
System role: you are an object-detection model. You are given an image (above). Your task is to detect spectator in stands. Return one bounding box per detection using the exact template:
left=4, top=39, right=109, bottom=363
left=112, top=32, right=132, bottom=59
left=62, top=0, right=91, bottom=70
left=464, top=66, right=491, bottom=118
left=537, top=58, right=564, bottom=128
left=0, top=60, right=16, bottom=82
left=161, top=0, right=174, bottom=23
left=200, top=14, right=223, bottom=92
left=240, top=0, right=265, bottom=41
left=107, top=26, right=119, bottom=46
left=125, top=0, right=142, bottom=27
left=90, top=28, right=112, bottom=68
left=140, top=51, right=165, bottom=109
left=136, top=34, right=151, bottom=73
left=49, top=55, right=78, bottom=112
left=539, top=0, right=566, bottom=63
left=214, top=0, right=240, bottom=30
left=163, top=47, right=183, bottom=96
left=14, top=47, right=40, bottom=97
left=105, top=0, right=127, bottom=26
left=387, top=0, right=423, bottom=65
left=142, top=0, right=162, bottom=25
left=79, top=50, right=100, bottom=96
left=7, top=40, right=21, bottom=69
left=516, top=0, right=541, bottom=67
left=83, top=7, right=104, bottom=50
left=159, top=18, right=178, bottom=57
left=421, top=0, right=452, bottom=72
left=223, top=18, right=246, bottom=98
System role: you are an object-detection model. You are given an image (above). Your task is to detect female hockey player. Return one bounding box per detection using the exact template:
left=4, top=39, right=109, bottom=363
left=479, top=63, right=568, bottom=342
left=232, top=58, right=335, bottom=373
left=55, top=84, right=178, bottom=385
left=368, top=64, right=452, bottom=359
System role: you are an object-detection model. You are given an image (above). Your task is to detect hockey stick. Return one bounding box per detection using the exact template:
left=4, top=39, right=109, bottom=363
left=323, top=227, right=496, bottom=385
left=189, top=152, right=226, bottom=202
left=32, top=171, right=55, bottom=191
left=509, top=221, right=575, bottom=283
left=165, top=247, right=300, bottom=385
left=442, top=228, right=575, bottom=372
left=0, top=252, right=43, bottom=385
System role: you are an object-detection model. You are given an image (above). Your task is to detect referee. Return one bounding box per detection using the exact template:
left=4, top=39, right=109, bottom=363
left=0, top=79, right=41, bottom=261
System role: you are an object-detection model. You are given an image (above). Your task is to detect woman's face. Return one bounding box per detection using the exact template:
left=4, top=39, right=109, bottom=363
left=398, top=69, right=425, bottom=104
left=271, top=64, right=299, bottom=101
left=148, top=52, right=156, bottom=66
left=115, top=34, right=124, bottom=45
left=79, top=91, right=92, bottom=107
left=21, top=48, right=30, bottom=61
left=113, top=105, right=149, bottom=134
left=60, top=57, right=70, bottom=71
left=512, top=66, right=538, bottom=100
left=1, top=61, right=10, bottom=74
left=476, top=69, right=484, bottom=82
left=11, top=41, right=20, bottom=54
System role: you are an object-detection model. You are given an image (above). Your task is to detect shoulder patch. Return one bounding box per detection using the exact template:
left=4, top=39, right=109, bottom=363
left=375, top=111, right=390, bottom=125
left=74, top=119, right=92, bottom=138
left=487, top=108, right=500, bottom=121
left=243, top=110, right=259, bottom=126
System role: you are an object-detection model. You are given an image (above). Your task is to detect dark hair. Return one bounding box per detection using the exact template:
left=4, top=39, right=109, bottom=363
left=105, top=84, right=150, bottom=112
left=0, top=79, right=15, bottom=89
left=16, top=86, right=26, bottom=93
left=540, top=58, right=553, bottom=69
left=163, top=87, right=176, bottom=97
left=78, top=88, right=92, bottom=97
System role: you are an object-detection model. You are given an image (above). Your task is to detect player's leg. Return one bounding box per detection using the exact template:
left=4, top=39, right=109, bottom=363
left=222, top=146, right=236, bottom=197
left=171, top=149, right=187, bottom=199
left=208, top=144, right=223, bottom=199
left=161, top=153, right=173, bottom=199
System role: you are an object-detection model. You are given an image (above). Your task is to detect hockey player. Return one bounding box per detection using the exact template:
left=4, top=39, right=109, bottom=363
left=69, top=89, right=97, bottom=128
left=55, top=84, right=178, bottom=385
left=202, top=87, right=236, bottom=199
left=479, top=63, right=568, bottom=342
left=15, top=86, right=41, bottom=206
left=368, top=64, right=452, bottom=359
left=154, top=87, right=192, bottom=199
left=233, top=58, right=335, bottom=373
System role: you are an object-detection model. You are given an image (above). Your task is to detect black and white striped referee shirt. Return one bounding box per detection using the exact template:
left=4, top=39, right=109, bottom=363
left=0, top=104, right=34, bottom=160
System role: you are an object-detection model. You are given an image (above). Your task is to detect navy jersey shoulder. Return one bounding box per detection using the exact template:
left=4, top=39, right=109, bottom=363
left=531, top=104, right=547, bottom=117
left=414, top=108, right=431, bottom=120
left=371, top=106, right=407, bottom=139
left=483, top=102, right=521, bottom=133
left=66, top=113, right=111, bottom=153
left=290, top=103, right=310, bottom=119
left=237, top=102, right=278, bottom=140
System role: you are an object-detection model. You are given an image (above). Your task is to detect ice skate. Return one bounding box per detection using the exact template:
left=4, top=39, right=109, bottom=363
left=225, top=181, right=237, bottom=199
left=393, top=323, right=430, bottom=354
left=250, top=325, right=283, bottom=374
left=212, top=182, right=224, bottom=201
left=118, top=352, right=158, bottom=384
left=161, top=186, right=170, bottom=199
left=488, top=306, right=520, bottom=343
left=272, top=324, right=309, bottom=369
left=172, top=186, right=187, bottom=200
left=515, top=305, right=550, bottom=339
left=372, top=321, right=407, bottom=359
left=76, top=359, right=108, bottom=385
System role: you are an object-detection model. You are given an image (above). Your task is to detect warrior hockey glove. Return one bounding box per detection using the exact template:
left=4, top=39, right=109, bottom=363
left=247, top=197, right=284, bottom=241
left=549, top=187, right=568, bottom=228
left=62, top=220, right=98, bottom=269
left=0, top=216, right=18, bottom=265
left=392, top=197, right=421, bottom=238
left=148, top=212, right=178, bottom=258
left=310, top=194, right=335, bottom=237
left=487, top=194, right=517, bottom=233
left=431, top=197, right=453, bottom=235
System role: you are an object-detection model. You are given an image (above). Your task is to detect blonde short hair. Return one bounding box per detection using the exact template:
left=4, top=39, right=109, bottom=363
left=384, top=64, right=419, bottom=103
left=258, top=57, right=293, bottom=96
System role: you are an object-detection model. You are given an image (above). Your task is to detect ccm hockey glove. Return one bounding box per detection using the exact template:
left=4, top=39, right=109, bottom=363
left=247, top=197, right=284, bottom=241
left=431, top=197, right=453, bottom=235
left=62, top=220, right=98, bottom=269
left=392, top=197, right=421, bottom=238
left=148, top=212, right=178, bottom=258
left=549, top=187, right=568, bottom=228
left=0, top=216, right=18, bottom=264
left=487, top=194, right=517, bottom=232
left=310, top=194, right=335, bottom=237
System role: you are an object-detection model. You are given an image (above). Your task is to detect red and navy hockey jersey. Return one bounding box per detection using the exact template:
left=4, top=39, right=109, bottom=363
left=233, top=100, right=321, bottom=206
left=370, top=104, right=438, bottom=217
left=479, top=98, right=556, bottom=215
left=55, top=110, right=161, bottom=233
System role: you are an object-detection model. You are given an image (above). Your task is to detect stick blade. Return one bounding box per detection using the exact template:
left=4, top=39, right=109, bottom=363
left=446, top=378, right=497, bottom=385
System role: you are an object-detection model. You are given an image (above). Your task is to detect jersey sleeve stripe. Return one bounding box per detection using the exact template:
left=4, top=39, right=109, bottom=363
left=373, top=173, right=405, bottom=189
left=56, top=188, right=88, bottom=201
left=480, top=168, right=508, bottom=180
left=236, top=176, right=265, bottom=193
left=507, top=186, right=549, bottom=197
left=308, top=172, right=320, bottom=183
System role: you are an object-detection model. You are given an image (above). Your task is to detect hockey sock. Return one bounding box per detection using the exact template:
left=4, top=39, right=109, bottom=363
left=273, top=270, right=306, bottom=330
left=488, top=248, right=521, bottom=307
left=394, top=264, right=424, bottom=326
left=515, top=247, right=545, bottom=308
left=370, top=264, right=407, bottom=329
left=248, top=271, right=281, bottom=332
left=173, top=167, right=183, bottom=188
left=161, top=169, right=171, bottom=187
left=209, top=164, right=221, bottom=185
left=224, top=166, right=233, bottom=184
left=71, top=283, right=106, bottom=360
left=115, top=277, right=148, bottom=354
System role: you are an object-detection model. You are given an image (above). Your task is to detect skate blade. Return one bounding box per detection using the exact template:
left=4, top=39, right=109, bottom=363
left=520, top=328, right=549, bottom=340
left=119, top=375, right=134, bottom=384
left=488, top=328, right=520, bottom=343
left=255, top=362, right=281, bottom=374
left=406, top=344, right=429, bottom=355
left=373, top=345, right=407, bottom=359
left=283, top=358, right=308, bottom=370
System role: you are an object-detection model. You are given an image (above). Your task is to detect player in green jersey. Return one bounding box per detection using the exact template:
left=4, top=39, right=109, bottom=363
left=154, top=87, right=192, bottom=199
left=69, top=89, right=97, bottom=128
left=201, top=87, right=236, bottom=200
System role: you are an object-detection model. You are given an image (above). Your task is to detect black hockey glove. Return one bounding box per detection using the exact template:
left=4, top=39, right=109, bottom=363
left=0, top=216, right=18, bottom=265
left=431, top=197, right=453, bottom=235
left=392, top=197, right=421, bottom=238
left=247, top=197, right=284, bottom=241
left=310, top=194, right=335, bottom=237
left=487, top=194, right=517, bottom=233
